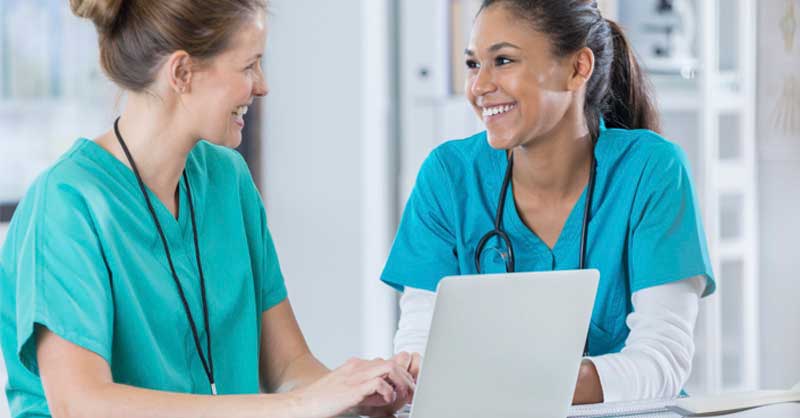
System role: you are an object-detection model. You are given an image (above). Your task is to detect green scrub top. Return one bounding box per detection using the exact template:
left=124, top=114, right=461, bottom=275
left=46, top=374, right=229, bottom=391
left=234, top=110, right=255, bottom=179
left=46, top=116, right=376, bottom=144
left=0, top=138, right=288, bottom=417
left=382, top=122, right=715, bottom=357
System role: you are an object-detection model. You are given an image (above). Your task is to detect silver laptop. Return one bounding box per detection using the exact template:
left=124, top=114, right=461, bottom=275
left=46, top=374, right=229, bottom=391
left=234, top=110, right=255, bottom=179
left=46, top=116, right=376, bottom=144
left=405, top=269, right=600, bottom=418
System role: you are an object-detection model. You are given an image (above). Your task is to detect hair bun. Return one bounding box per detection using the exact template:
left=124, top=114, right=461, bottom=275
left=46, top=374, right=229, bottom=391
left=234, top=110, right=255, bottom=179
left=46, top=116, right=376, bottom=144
left=69, top=0, right=124, bottom=33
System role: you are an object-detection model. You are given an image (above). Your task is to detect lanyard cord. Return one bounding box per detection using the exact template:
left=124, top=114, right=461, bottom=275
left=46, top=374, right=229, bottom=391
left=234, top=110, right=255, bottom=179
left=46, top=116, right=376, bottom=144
left=113, top=117, right=216, bottom=394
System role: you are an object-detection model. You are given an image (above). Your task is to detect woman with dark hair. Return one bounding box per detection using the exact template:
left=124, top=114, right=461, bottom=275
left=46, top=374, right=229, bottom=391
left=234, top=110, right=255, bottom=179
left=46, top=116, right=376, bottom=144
left=383, top=0, right=715, bottom=404
left=0, top=1, right=413, bottom=417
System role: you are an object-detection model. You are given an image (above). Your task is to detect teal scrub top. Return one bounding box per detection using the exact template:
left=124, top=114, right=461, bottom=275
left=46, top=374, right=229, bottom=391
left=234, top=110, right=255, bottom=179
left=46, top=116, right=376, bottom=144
left=0, top=139, right=288, bottom=417
left=381, top=123, right=716, bottom=357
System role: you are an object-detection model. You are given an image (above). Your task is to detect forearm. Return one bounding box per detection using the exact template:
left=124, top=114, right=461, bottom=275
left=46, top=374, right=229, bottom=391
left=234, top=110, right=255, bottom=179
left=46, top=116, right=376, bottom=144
left=48, top=382, right=298, bottom=418
left=274, top=352, right=330, bottom=393
left=573, top=360, right=604, bottom=404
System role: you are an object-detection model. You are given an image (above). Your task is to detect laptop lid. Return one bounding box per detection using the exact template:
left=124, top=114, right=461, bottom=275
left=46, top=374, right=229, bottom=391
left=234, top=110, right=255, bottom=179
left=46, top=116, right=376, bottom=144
left=409, top=269, right=600, bottom=418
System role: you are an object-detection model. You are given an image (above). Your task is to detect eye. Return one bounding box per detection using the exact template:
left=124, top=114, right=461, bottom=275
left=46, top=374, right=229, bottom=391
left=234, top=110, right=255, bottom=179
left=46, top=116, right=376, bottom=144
left=245, top=59, right=262, bottom=72
left=465, top=59, right=479, bottom=70
left=495, top=56, right=513, bottom=66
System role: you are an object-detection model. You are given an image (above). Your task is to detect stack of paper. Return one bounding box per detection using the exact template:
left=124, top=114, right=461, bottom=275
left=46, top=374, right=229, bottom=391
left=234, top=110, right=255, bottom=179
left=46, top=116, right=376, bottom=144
left=669, top=385, right=800, bottom=417
left=568, top=398, right=679, bottom=418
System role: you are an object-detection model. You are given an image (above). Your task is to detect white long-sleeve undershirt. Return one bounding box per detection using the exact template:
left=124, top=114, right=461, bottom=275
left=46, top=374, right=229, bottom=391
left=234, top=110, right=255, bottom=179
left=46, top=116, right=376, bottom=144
left=394, top=276, right=705, bottom=402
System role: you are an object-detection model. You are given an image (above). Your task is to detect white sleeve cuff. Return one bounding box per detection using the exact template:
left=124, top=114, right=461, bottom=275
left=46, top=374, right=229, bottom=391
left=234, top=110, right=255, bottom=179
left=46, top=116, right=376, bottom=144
left=588, top=276, right=705, bottom=402
left=394, top=286, right=437, bottom=356
left=587, top=354, right=626, bottom=403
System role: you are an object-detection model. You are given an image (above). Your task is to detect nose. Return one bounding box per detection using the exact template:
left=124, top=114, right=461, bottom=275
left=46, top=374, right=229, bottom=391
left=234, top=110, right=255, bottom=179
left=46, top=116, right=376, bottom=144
left=469, top=67, right=496, bottom=98
left=253, top=69, right=269, bottom=97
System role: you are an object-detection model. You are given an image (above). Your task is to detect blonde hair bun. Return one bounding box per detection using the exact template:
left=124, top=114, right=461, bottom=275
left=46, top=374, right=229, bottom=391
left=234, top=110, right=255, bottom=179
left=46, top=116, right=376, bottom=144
left=69, top=0, right=124, bottom=33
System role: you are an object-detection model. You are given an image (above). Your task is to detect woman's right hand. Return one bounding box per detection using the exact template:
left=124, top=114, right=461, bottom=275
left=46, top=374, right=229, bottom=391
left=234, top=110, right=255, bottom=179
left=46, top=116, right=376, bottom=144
left=289, top=357, right=415, bottom=418
left=395, top=352, right=422, bottom=383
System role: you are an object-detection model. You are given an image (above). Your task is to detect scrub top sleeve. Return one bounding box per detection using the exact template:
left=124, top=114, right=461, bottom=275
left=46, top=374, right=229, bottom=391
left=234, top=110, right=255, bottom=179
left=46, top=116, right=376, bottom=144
left=629, top=143, right=716, bottom=297
left=259, top=215, right=288, bottom=311
left=234, top=153, right=288, bottom=312
left=382, top=150, right=459, bottom=292
left=15, top=180, right=114, bottom=374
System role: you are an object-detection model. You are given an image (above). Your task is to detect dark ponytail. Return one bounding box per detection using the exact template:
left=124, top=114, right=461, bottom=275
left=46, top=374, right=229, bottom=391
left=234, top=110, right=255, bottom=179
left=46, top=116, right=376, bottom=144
left=604, top=19, right=660, bottom=135
left=478, top=0, right=660, bottom=139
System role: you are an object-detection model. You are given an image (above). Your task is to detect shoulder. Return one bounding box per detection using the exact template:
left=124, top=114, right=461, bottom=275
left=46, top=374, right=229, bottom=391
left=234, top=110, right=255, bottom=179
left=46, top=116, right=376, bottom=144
left=600, top=128, right=690, bottom=175
left=420, top=131, right=493, bottom=180
left=23, top=140, right=105, bottom=211
left=431, top=131, right=490, bottom=165
left=3, top=141, right=104, bottom=256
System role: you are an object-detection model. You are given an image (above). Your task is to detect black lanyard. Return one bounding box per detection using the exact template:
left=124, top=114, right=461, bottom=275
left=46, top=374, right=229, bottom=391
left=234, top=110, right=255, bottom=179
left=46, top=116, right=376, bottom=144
left=113, top=117, right=216, bottom=395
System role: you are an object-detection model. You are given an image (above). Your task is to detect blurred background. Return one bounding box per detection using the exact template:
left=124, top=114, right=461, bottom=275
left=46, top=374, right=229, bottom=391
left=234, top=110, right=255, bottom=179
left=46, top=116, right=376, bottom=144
left=1, top=0, right=799, bottom=415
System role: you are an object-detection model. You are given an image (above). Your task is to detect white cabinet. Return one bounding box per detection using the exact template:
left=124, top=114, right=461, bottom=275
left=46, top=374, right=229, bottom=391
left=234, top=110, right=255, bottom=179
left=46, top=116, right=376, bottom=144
left=618, top=0, right=760, bottom=394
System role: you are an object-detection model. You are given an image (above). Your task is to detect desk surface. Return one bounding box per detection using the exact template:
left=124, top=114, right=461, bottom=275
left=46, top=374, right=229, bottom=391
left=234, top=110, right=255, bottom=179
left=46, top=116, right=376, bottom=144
left=384, top=402, right=800, bottom=418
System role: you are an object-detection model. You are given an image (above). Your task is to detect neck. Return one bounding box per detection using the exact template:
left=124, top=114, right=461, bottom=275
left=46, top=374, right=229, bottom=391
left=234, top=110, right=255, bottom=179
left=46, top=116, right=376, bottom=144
left=103, top=94, right=197, bottom=212
left=512, top=111, right=593, bottom=200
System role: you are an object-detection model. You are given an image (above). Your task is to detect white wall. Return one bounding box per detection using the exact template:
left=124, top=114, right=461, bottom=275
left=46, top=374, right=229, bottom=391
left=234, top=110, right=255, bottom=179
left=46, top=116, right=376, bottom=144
left=261, top=0, right=396, bottom=367
left=758, top=162, right=800, bottom=388
left=756, top=0, right=800, bottom=389
left=0, top=357, right=7, bottom=418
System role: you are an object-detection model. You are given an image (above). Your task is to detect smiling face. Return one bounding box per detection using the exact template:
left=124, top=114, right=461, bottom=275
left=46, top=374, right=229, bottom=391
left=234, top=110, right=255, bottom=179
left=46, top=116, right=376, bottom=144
left=183, top=11, right=268, bottom=148
left=465, top=4, right=577, bottom=150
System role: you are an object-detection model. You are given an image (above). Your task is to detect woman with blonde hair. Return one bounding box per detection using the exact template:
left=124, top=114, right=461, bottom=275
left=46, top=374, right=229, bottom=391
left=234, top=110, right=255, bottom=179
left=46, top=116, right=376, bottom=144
left=0, top=1, right=413, bottom=417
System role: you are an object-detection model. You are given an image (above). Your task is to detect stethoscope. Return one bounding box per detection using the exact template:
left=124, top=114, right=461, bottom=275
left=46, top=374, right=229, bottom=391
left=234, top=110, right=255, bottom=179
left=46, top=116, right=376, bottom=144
left=474, top=149, right=597, bottom=355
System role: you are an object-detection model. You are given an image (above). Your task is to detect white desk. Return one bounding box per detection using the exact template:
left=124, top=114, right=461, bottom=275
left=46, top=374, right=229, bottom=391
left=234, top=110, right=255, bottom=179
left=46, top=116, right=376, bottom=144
left=387, top=402, right=800, bottom=418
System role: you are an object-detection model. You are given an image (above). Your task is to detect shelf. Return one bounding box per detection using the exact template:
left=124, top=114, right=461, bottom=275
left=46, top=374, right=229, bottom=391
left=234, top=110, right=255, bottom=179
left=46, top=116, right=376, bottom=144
left=651, top=71, right=747, bottom=113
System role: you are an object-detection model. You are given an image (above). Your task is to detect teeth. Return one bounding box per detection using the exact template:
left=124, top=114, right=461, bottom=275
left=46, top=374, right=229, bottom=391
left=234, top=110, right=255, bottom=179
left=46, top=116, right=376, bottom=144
left=482, top=104, right=514, bottom=117
left=233, top=105, right=249, bottom=118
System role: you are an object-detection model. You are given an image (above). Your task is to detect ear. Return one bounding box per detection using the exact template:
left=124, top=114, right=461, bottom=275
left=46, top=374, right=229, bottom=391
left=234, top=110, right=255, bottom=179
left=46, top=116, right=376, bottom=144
left=166, top=50, right=194, bottom=94
left=567, top=47, right=595, bottom=92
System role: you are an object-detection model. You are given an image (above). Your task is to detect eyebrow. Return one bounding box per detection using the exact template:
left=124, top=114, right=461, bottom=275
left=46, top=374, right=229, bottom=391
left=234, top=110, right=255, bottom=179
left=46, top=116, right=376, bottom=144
left=248, top=53, right=263, bottom=61
left=464, top=42, right=522, bottom=56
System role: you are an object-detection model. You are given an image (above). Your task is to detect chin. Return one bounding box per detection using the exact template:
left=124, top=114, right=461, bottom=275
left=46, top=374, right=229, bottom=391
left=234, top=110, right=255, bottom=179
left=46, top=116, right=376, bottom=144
left=225, top=133, right=243, bottom=149
left=204, top=132, right=242, bottom=149
left=485, top=130, right=518, bottom=150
